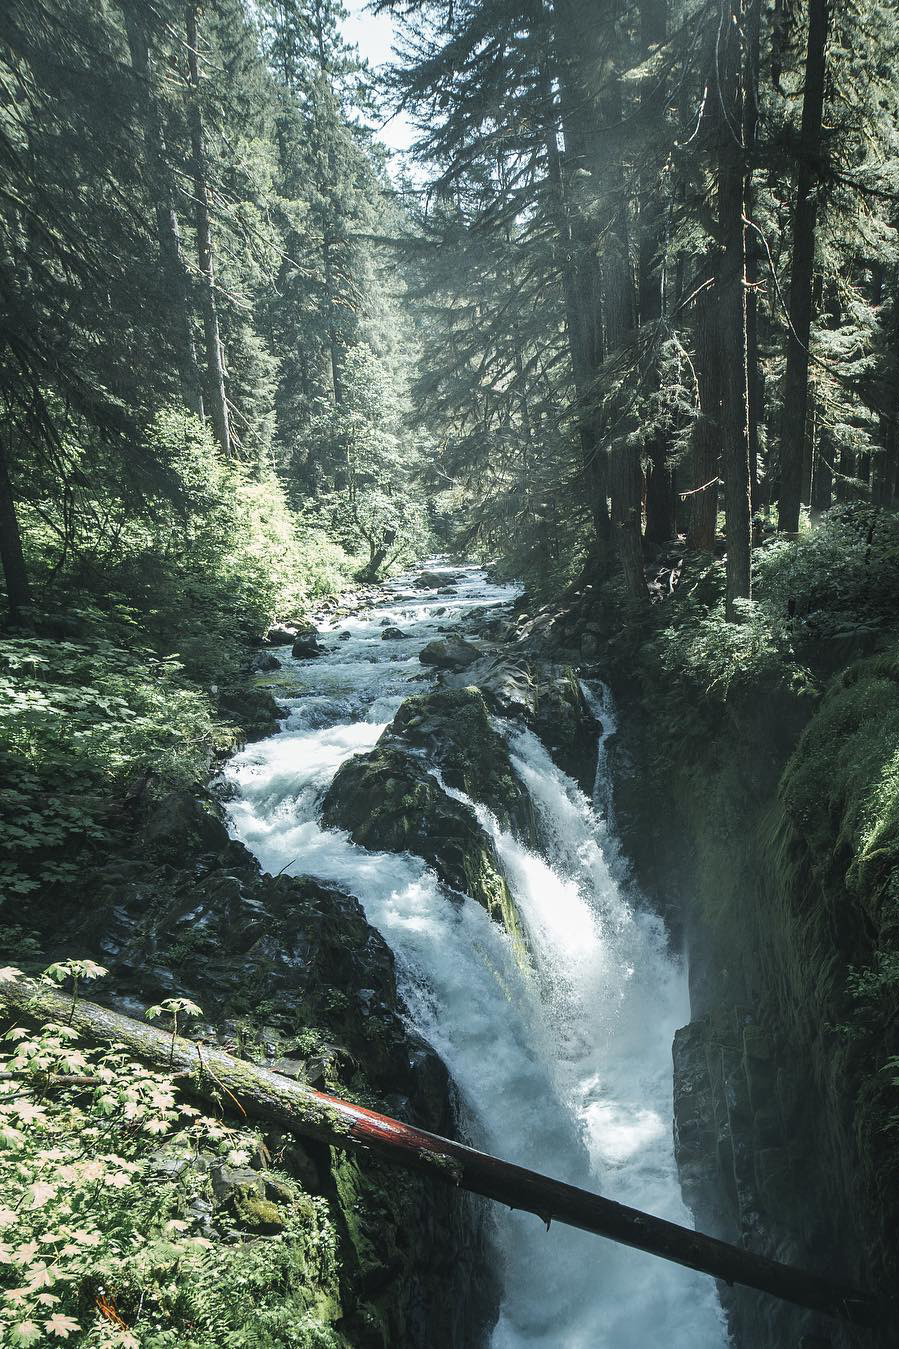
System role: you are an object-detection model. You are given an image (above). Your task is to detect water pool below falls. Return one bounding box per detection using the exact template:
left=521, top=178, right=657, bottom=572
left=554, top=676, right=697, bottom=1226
left=225, top=564, right=728, bottom=1349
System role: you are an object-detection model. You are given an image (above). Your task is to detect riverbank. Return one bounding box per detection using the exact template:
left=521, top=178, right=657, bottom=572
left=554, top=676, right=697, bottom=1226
left=3, top=560, right=729, bottom=1346
left=7, top=536, right=895, bottom=1348
left=0, top=565, right=498, bottom=1346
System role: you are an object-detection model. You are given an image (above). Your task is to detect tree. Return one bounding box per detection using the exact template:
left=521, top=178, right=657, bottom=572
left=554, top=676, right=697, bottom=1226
left=716, top=0, right=754, bottom=617
left=777, top=0, right=829, bottom=533
left=121, top=1, right=205, bottom=422
left=187, top=3, right=232, bottom=458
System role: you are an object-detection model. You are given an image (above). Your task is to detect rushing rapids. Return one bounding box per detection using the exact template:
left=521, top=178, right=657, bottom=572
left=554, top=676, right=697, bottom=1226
left=225, top=565, right=728, bottom=1348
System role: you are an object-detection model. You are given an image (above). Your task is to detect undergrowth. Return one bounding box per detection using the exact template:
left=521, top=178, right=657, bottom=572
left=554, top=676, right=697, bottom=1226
left=0, top=964, right=347, bottom=1348
left=1, top=410, right=361, bottom=907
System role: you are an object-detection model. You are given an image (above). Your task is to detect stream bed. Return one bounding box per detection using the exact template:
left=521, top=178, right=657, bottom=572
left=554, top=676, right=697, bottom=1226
left=224, top=564, right=728, bottom=1348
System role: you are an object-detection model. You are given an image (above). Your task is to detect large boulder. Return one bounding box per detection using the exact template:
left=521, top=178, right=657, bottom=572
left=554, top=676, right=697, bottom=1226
left=413, top=570, right=450, bottom=589
left=440, top=657, right=600, bottom=793
left=264, top=624, right=296, bottom=646
left=321, top=744, right=526, bottom=954
left=254, top=651, right=281, bottom=672
left=533, top=668, right=601, bottom=792
left=141, top=788, right=243, bottom=865
left=53, top=824, right=499, bottom=1347
left=381, top=626, right=409, bottom=640
left=390, top=687, right=535, bottom=841
left=291, top=622, right=323, bottom=659
left=419, top=637, right=480, bottom=671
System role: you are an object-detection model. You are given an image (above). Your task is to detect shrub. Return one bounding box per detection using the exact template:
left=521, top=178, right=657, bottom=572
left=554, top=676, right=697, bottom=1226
left=0, top=637, right=223, bottom=897
left=0, top=968, right=347, bottom=1347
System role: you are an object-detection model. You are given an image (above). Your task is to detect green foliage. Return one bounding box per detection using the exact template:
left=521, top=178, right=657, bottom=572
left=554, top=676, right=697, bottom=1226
left=21, top=410, right=357, bottom=686
left=775, top=648, right=899, bottom=1112
left=0, top=406, right=364, bottom=902
left=779, top=650, right=899, bottom=896
left=0, top=971, right=348, bottom=1347
left=652, top=595, right=795, bottom=701
left=0, top=634, right=223, bottom=898
left=633, top=512, right=899, bottom=768
left=753, top=507, right=899, bottom=642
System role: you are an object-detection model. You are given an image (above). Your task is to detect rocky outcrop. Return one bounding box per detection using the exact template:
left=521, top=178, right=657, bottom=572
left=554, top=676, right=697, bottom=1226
left=441, top=656, right=600, bottom=794
left=604, top=649, right=899, bottom=1349
left=390, top=687, right=536, bottom=841
left=419, top=637, right=480, bottom=670
left=321, top=741, right=526, bottom=956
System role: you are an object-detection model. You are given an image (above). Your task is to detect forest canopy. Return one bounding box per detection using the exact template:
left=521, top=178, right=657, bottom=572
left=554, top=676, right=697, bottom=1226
left=2, top=0, right=899, bottom=624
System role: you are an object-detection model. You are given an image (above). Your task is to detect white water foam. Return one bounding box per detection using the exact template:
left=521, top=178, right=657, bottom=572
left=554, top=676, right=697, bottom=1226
left=224, top=563, right=728, bottom=1348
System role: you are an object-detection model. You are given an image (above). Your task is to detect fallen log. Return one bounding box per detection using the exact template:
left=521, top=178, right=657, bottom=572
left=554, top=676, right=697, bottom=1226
left=1, top=976, right=882, bottom=1329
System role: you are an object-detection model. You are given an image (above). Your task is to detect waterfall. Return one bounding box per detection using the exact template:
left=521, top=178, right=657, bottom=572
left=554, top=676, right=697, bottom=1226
left=225, top=565, right=728, bottom=1348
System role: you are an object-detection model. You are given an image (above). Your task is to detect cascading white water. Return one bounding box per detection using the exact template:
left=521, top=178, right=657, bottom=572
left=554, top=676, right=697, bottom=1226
left=224, top=565, right=729, bottom=1348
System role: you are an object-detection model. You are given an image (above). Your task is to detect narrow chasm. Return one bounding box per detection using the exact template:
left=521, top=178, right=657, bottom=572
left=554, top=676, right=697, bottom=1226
left=226, top=564, right=729, bottom=1348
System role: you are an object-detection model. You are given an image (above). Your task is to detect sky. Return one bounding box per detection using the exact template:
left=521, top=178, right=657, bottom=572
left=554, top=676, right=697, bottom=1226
left=340, top=0, right=417, bottom=154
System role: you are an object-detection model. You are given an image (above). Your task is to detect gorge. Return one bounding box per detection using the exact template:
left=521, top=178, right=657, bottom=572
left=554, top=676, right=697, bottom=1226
left=4, top=0, right=899, bottom=1343
left=225, top=563, right=728, bottom=1347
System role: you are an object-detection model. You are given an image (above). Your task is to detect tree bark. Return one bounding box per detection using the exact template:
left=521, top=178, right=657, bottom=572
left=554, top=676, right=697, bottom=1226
left=0, top=433, right=31, bottom=622
left=0, top=976, right=881, bottom=1329
left=599, top=72, right=648, bottom=600
left=543, top=9, right=613, bottom=560
left=778, top=0, right=829, bottom=532
left=610, top=435, right=648, bottom=599
left=640, top=0, right=677, bottom=547
left=322, top=236, right=343, bottom=407
left=744, top=0, right=762, bottom=514
left=186, top=4, right=232, bottom=458
left=122, top=4, right=204, bottom=420
left=874, top=268, right=899, bottom=507
left=688, top=279, right=721, bottom=552
left=357, top=527, right=397, bottom=580
left=811, top=417, right=833, bottom=514
left=717, top=0, right=753, bottom=619
left=544, top=119, right=611, bottom=555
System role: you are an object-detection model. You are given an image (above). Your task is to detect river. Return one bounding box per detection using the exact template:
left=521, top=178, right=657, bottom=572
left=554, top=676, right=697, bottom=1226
left=224, top=563, right=728, bottom=1348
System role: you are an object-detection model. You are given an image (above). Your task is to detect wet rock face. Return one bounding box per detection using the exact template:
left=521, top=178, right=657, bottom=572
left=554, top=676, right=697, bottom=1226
left=443, top=657, right=600, bottom=794
left=41, top=797, right=499, bottom=1349
left=532, top=669, right=600, bottom=793
left=610, top=650, right=899, bottom=1349
left=419, top=636, right=480, bottom=670
left=673, top=1010, right=835, bottom=1348
left=390, top=687, right=536, bottom=842
left=321, top=742, right=526, bottom=955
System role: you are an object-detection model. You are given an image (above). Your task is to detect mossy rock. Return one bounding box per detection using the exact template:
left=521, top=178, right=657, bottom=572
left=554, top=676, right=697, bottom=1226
left=321, top=743, right=526, bottom=957
left=234, top=1189, right=288, bottom=1234
left=389, top=686, right=536, bottom=841
left=532, top=667, right=600, bottom=793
